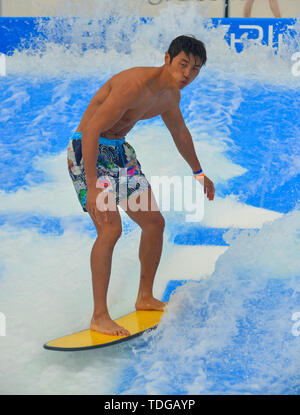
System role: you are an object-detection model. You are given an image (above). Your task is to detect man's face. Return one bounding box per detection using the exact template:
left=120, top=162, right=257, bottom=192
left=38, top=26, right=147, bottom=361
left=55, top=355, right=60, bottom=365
left=166, top=51, right=202, bottom=89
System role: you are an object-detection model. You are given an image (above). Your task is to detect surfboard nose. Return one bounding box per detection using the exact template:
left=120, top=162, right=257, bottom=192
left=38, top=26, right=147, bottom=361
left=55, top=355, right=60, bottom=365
left=44, top=310, right=164, bottom=351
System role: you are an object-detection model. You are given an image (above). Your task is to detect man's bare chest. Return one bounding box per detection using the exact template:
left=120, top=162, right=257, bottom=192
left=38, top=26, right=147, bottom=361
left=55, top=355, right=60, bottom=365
left=122, top=91, right=174, bottom=124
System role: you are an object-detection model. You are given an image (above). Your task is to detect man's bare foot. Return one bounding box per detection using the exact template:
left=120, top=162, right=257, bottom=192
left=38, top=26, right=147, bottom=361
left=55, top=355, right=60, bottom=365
left=90, top=314, right=130, bottom=336
left=135, top=295, right=167, bottom=311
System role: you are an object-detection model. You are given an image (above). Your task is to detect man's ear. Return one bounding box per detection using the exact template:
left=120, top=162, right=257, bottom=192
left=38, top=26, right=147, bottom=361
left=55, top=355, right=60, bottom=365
left=165, top=52, right=171, bottom=65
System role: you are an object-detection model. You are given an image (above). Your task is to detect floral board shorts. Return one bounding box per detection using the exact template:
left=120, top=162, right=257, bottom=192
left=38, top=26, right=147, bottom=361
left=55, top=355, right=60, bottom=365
left=67, top=132, right=151, bottom=212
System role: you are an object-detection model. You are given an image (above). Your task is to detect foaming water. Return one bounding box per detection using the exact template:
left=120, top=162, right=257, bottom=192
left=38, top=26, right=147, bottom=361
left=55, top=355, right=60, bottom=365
left=5, top=2, right=300, bottom=87
left=0, top=0, right=299, bottom=394
left=118, top=209, right=300, bottom=395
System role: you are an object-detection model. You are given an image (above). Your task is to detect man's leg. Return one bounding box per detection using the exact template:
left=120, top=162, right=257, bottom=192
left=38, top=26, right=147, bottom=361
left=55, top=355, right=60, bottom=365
left=87, top=198, right=130, bottom=336
left=269, top=0, right=281, bottom=18
left=243, top=0, right=255, bottom=17
left=120, top=188, right=166, bottom=310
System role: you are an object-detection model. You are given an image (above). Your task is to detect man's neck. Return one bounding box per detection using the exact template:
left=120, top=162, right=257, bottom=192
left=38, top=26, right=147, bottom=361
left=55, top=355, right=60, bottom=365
left=148, top=65, right=176, bottom=94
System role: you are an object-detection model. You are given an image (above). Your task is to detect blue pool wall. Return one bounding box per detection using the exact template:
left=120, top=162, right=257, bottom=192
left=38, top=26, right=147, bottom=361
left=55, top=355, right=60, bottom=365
left=0, top=17, right=297, bottom=56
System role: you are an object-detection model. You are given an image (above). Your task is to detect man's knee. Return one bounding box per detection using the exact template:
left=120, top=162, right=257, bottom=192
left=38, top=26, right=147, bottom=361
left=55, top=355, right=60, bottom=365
left=145, top=213, right=165, bottom=233
left=101, top=223, right=122, bottom=242
left=87, top=204, right=122, bottom=241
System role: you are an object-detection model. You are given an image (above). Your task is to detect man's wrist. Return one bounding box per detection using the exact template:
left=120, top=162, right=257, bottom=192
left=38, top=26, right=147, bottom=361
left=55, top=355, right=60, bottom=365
left=193, top=168, right=205, bottom=180
left=191, top=161, right=202, bottom=173
left=192, top=168, right=203, bottom=175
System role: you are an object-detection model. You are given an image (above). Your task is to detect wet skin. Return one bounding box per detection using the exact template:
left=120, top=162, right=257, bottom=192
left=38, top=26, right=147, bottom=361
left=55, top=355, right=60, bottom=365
left=75, top=51, right=215, bottom=336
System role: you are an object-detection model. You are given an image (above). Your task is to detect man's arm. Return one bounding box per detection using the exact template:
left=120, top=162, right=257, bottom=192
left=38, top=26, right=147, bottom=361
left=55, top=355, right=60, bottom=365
left=161, top=105, right=202, bottom=173
left=161, top=104, right=215, bottom=201
left=82, top=82, right=144, bottom=187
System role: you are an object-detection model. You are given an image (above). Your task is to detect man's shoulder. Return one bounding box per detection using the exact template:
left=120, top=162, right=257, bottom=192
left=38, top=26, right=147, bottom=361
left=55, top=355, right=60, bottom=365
left=110, top=67, right=149, bottom=92
left=112, top=66, right=154, bottom=82
left=107, top=69, right=150, bottom=108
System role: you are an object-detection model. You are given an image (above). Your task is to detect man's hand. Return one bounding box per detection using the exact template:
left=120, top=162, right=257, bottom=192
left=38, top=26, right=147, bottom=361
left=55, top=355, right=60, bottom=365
left=86, top=186, right=109, bottom=224
left=204, top=176, right=215, bottom=201
left=195, top=175, right=215, bottom=201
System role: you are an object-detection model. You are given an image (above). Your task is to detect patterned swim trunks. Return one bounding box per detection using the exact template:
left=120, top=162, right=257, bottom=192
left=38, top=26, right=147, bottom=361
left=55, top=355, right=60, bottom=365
left=67, top=132, right=151, bottom=212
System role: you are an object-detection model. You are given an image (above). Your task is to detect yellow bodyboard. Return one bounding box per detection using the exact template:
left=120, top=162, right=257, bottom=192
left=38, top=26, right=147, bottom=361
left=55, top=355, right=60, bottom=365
left=43, top=310, right=164, bottom=351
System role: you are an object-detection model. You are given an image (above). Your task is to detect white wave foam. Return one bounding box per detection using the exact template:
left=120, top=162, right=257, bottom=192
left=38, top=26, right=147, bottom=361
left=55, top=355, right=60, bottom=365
left=4, top=2, right=300, bottom=87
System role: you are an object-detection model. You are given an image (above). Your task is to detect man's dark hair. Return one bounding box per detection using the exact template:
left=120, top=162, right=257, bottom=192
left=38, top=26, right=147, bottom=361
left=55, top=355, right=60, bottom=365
left=167, top=35, right=207, bottom=66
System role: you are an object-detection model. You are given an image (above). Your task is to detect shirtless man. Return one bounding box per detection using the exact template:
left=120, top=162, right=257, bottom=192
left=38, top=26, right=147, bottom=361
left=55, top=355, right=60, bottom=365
left=67, top=35, right=215, bottom=336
